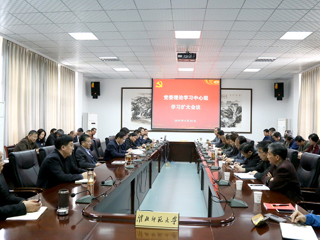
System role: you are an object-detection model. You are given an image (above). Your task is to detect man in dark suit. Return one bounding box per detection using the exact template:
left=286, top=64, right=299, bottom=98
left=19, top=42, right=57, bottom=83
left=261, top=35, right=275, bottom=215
left=104, top=132, right=130, bottom=161
left=235, top=143, right=261, bottom=172
left=76, top=134, right=101, bottom=169
left=45, top=129, right=64, bottom=146
left=0, top=151, right=41, bottom=220
left=123, top=133, right=138, bottom=150
left=13, top=130, right=39, bottom=153
left=262, top=142, right=303, bottom=203
left=135, top=127, right=147, bottom=147
left=143, top=128, right=152, bottom=144
left=37, top=135, right=87, bottom=189
left=73, top=128, right=84, bottom=143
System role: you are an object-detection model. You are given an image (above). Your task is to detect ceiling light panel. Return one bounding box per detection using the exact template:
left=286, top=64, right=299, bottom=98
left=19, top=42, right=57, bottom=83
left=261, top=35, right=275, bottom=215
left=280, top=32, right=313, bottom=40
left=68, top=32, right=98, bottom=40
left=175, top=31, right=201, bottom=39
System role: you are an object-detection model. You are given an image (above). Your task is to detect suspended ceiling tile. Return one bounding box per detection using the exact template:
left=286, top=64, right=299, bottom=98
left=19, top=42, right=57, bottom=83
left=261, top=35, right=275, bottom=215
left=143, top=21, right=174, bottom=31
left=202, top=21, right=234, bottom=31
left=139, top=10, right=172, bottom=21
left=86, top=22, right=117, bottom=32
left=242, top=0, right=282, bottom=8
left=43, top=12, right=81, bottom=23
left=107, top=10, right=141, bottom=21
left=114, top=22, right=145, bottom=31
left=172, top=0, right=208, bottom=8
left=75, top=11, right=111, bottom=23
left=207, top=0, right=245, bottom=9
left=27, top=0, right=70, bottom=12
left=173, top=21, right=203, bottom=31
left=62, top=0, right=103, bottom=11
left=205, top=9, right=240, bottom=21
left=94, top=32, right=123, bottom=40
left=98, top=0, right=137, bottom=10
left=30, top=24, right=64, bottom=33
left=173, top=9, right=206, bottom=21
left=134, top=0, right=171, bottom=9
left=237, top=9, right=274, bottom=21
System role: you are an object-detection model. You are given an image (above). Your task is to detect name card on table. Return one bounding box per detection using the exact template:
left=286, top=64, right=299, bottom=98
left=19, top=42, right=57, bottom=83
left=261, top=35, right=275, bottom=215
left=135, top=211, right=179, bottom=230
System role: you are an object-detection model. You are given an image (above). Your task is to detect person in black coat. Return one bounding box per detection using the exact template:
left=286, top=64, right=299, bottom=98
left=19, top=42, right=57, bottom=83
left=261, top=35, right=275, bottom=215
left=235, top=141, right=271, bottom=180
left=73, top=128, right=84, bottom=143
left=235, top=143, right=261, bottom=172
left=104, top=132, right=130, bottom=161
left=123, top=133, right=138, bottom=150
left=45, top=129, right=64, bottom=146
left=0, top=151, right=41, bottom=220
left=75, top=134, right=101, bottom=169
left=37, top=135, right=87, bottom=189
left=262, top=143, right=303, bottom=203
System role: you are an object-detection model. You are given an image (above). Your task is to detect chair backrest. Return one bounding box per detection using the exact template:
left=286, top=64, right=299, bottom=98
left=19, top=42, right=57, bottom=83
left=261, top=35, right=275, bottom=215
left=297, top=152, right=320, bottom=188
left=71, top=142, right=80, bottom=167
left=9, top=150, right=40, bottom=188
left=90, top=139, right=99, bottom=160
left=38, top=146, right=55, bottom=166
left=287, top=149, right=299, bottom=170
left=94, top=138, right=104, bottom=157
left=4, top=144, right=16, bottom=158
left=105, top=136, right=115, bottom=146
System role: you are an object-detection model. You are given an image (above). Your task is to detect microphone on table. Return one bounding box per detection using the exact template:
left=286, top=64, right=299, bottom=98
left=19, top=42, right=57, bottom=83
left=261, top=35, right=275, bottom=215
left=92, top=186, right=113, bottom=200
left=211, top=171, right=229, bottom=186
left=101, top=176, right=116, bottom=186
left=71, top=190, right=94, bottom=204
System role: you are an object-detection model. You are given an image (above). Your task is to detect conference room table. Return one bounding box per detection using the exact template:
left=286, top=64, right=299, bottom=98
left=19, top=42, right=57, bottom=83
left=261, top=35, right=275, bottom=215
left=1, top=141, right=320, bottom=240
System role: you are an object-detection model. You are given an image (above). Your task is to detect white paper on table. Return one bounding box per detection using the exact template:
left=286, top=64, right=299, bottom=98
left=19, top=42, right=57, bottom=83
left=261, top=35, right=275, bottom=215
left=131, top=149, right=144, bottom=155
left=234, top=173, right=256, bottom=180
left=7, top=207, right=47, bottom=221
left=111, top=161, right=126, bottom=165
left=279, top=222, right=317, bottom=240
left=248, top=184, right=270, bottom=190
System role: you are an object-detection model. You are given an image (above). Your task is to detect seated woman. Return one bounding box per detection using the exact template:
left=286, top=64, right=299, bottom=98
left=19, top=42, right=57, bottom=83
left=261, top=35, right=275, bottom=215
left=304, top=133, right=319, bottom=154
left=262, top=143, right=303, bottom=203
left=0, top=151, right=41, bottom=220
left=36, top=129, right=46, bottom=147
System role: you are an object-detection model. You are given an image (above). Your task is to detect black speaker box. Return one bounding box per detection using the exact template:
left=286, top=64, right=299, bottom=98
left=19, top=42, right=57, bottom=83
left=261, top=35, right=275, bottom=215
left=274, top=82, right=283, bottom=100
left=91, top=82, right=100, bottom=99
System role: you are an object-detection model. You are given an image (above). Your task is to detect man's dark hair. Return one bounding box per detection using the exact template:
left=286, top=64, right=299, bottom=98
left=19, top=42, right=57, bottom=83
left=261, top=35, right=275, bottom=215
left=144, top=128, right=148, bottom=131
left=239, top=143, right=254, bottom=153
left=120, top=127, right=130, bottom=134
left=50, top=128, right=57, bottom=134
left=237, top=136, right=247, bottom=145
left=28, top=130, right=37, bottom=135
left=217, top=130, right=224, bottom=136
left=256, top=141, right=271, bottom=153
left=273, top=132, right=281, bottom=138
left=138, top=127, right=144, bottom=133
left=269, top=127, right=276, bottom=132
left=226, top=133, right=237, bottom=142
left=55, top=135, right=73, bottom=150
left=91, top=128, right=97, bottom=131
left=134, top=130, right=139, bottom=135
left=77, top=128, right=84, bottom=133
left=79, top=134, right=90, bottom=145
left=55, top=129, right=64, bottom=137
left=215, top=127, right=221, bottom=131
left=268, top=142, right=287, bottom=160
left=129, top=132, right=137, bottom=138
left=308, top=133, right=319, bottom=143
left=263, top=129, right=269, bottom=133
left=115, top=131, right=126, bottom=139
left=284, top=134, right=293, bottom=141
left=294, top=135, right=305, bottom=142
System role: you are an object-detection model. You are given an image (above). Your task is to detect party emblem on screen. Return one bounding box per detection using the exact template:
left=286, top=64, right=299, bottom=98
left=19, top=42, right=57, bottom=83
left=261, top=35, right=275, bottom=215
left=156, top=81, right=163, bottom=88
left=205, top=79, right=220, bottom=85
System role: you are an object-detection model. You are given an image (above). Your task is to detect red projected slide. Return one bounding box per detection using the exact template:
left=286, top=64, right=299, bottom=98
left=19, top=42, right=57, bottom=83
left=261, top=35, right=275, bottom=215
left=152, top=79, right=220, bottom=130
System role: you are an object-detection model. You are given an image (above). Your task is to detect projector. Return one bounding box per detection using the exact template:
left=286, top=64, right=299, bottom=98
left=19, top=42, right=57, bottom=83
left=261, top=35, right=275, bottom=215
left=177, top=52, right=196, bottom=62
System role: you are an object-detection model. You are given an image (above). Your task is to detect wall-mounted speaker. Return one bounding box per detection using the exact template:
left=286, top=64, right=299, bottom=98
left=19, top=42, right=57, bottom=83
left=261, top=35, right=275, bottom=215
left=91, top=82, right=100, bottom=99
left=274, top=82, right=283, bottom=101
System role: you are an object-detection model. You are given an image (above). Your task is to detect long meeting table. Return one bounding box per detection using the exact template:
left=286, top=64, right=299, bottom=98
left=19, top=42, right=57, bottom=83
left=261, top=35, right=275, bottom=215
left=1, top=141, right=319, bottom=240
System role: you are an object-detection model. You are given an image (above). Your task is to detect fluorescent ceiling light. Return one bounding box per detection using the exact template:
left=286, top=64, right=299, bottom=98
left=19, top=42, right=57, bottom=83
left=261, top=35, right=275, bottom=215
left=114, top=68, right=130, bottom=72
left=68, top=32, right=98, bottom=40
left=243, top=69, right=260, bottom=72
left=99, top=57, right=118, bottom=60
left=280, top=32, right=312, bottom=40
left=175, top=31, right=201, bottom=39
left=178, top=68, right=194, bottom=71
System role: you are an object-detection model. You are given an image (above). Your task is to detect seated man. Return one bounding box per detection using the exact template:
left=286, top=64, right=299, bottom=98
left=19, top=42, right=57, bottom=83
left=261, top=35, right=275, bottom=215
left=124, top=133, right=138, bottom=150
left=37, top=135, right=87, bottom=189
left=104, top=132, right=129, bottom=161
left=225, top=136, right=247, bottom=164
left=262, top=143, right=303, bottom=203
left=215, top=130, right=225, bottom=148
left=236, top=141, right=271, bottom=180
left=223, top=133, right=239, bottom=158
left=272, top=132, right=285, bottom=144
left=119, top=127, right=130, bottom=150
left=76, top=134, right=101, bottom=169
left=211, top=127, right=221, bottom=145
left=143, top=128, right=153, bottom=144
left=73, top=128, right=84, bottom=143
left=290, top=211, right=320, bottom=227
left=13, top=130, right=39, bottom=153
left=262, top=129, right=271, bottom=141
left=234, top=143, right=261, bottom=172
left=295, top=135, right=310, bottom=159
left=46, top=129, right=64, bottom=146
left=269, top=127, right=276, bottom=142
left=217, top=135, right=230, bottom=155
left=135, top=127, right=148, bottom=147
left=285, top=130, right=298, bottom=150
left=0, top=151, right=41, bottom=220
left=284, top=134, right=294, bottom=148
left=90, top=128, right=97, bottom=139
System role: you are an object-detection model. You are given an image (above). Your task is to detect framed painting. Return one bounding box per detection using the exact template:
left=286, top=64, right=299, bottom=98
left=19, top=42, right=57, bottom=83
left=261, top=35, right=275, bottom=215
left=220, top=88, right=252, bottom=133
left=121, top=88, right=152, bottom=130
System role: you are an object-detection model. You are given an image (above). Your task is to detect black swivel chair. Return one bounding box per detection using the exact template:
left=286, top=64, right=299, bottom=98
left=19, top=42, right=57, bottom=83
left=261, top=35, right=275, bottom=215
left=94, top=138, right=104, bottom=158
left=9, top=150, right=41, bottom=188
left=38, top=146, right=55, bottom=166
left=287, top=149, right=299, bottom=170
left=296, top=152, right=320, bottom=188
left=90, top=139, right=100, bottom=161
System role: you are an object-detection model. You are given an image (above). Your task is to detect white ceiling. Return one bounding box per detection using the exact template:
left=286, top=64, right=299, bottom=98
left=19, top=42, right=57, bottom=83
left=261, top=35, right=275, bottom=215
left=1, top=0, right=320, bottom=80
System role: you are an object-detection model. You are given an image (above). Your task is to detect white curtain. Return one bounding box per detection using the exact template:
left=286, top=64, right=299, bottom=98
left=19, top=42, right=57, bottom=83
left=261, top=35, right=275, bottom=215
left=59, top=66, right=75, bottom=133
left=298, top=67, right=320, bottom=138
